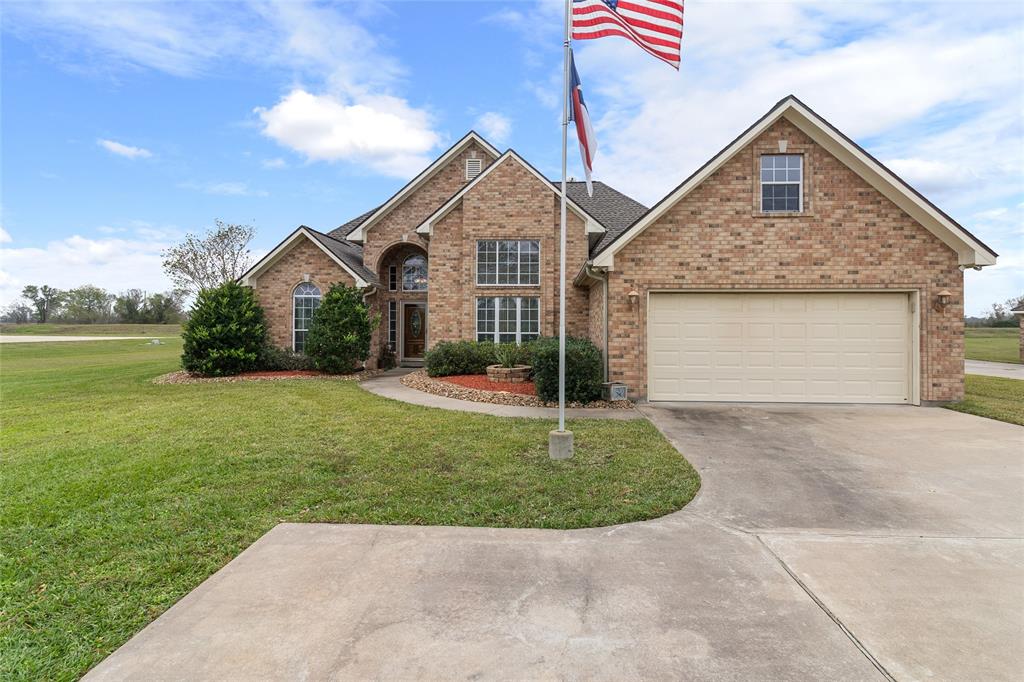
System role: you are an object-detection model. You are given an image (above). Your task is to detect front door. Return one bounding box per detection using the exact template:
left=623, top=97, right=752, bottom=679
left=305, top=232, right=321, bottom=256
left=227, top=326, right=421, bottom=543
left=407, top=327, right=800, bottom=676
left=403, top=303, right=427, bottom=359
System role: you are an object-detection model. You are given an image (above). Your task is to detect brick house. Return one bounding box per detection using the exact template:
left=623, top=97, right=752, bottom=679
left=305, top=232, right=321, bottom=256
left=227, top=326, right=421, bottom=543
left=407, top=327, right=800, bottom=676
left=240, top=96, right=997, bottom=403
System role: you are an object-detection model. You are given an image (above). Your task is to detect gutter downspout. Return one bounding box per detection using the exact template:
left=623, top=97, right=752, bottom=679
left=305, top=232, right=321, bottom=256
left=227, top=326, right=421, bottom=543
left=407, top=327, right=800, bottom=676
left=583, top=263, right=610, bottom=382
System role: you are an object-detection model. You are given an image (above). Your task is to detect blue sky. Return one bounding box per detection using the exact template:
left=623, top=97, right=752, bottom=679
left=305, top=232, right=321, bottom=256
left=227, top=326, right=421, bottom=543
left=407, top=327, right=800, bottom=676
left=1, top=0, right=1021, bottom=314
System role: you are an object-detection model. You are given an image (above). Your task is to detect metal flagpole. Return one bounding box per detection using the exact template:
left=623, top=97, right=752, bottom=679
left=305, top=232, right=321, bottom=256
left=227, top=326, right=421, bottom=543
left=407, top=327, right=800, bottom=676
left=550, top=0, right=573, bottom=459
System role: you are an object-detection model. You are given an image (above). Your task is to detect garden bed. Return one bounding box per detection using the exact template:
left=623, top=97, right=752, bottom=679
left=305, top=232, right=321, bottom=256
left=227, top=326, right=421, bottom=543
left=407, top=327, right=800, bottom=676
left=441, top=374, right=537, bottom=396
left=154, top=368, right=384, bottom=385
left=402, top=370, right=633, bottom=409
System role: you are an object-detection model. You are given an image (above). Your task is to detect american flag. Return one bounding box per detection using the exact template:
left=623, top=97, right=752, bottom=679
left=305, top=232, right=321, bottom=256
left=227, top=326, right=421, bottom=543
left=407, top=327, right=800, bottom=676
left=571, top=0, right=685, bottom=69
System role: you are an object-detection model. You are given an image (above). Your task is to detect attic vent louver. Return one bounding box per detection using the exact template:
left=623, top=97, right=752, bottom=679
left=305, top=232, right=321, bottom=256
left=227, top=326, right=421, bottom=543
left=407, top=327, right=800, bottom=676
left=465, top=158, right=483, bottom=181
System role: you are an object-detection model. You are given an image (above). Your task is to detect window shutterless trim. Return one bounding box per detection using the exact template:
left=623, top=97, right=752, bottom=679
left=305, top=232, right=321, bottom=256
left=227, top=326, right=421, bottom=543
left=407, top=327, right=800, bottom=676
left=759, top=154, right=803, bottom=213
left=475, top=296, right=540, bottom=344
left=292, top=282, right=321, bottom=352
left=475, top=239, right=540, bottom=286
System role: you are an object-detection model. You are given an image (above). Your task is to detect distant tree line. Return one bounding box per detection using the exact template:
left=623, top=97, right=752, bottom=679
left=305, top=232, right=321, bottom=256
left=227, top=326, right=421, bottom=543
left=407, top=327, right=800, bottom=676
left=1, top=285, right=186, bottom=325
left=966, top=295, right=1024, bottom=328
left=2, top=221, right=257, bottom=326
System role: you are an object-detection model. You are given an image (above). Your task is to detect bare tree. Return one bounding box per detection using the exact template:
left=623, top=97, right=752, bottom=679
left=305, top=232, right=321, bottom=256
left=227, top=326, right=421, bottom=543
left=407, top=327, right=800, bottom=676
left=161, top=220, right=255, bottom=295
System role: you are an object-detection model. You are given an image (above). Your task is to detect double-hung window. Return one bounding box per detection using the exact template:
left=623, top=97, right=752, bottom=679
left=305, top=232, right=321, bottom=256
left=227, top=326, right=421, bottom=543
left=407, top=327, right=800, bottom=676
left=477, top=297, right=539, bottom=343
left=477, top=240, right=540, bottom=286
left=760, top=154, right=802, bottom=212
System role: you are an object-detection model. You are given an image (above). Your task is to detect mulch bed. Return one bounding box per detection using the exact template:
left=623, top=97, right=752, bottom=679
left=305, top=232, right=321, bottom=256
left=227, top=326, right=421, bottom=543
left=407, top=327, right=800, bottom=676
left=440, top=374, right=537, bottom=396
left=401, top=370, right=633, bottom=409
left=153, top=369, right=384, bottom=385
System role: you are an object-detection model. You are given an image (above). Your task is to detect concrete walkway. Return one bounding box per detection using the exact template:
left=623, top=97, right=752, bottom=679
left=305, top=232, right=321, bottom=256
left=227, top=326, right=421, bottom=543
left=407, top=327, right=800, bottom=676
left=85, top=404, right=1023, bottom=681
left=0, top=335, right=168, bottom=343
left=966, top=359, right=1023, bottom=379
left=359, top=369, right=641, bottom=420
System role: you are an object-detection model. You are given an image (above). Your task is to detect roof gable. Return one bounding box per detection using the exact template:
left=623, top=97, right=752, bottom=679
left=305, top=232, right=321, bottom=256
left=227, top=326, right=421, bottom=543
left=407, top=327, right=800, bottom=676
left=593, top=95, right=997, bottom=268
left=346, top=131, right=500, bottom=243
left=415, top=151, right=608, bottom=237
left=239, top=226, right=376, bottom=288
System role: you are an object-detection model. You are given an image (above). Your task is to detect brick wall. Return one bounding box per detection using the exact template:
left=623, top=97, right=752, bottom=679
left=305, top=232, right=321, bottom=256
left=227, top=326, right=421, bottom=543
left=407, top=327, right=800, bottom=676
left=604, top=119, right=964, bottom=401
left=426, top=156, right=591, bottom=346
left=253, top=237, right=355, bottom=349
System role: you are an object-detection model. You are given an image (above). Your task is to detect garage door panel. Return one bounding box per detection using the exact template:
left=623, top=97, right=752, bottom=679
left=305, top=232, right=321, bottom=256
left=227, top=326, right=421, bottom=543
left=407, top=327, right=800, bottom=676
left=648, top=293, right=911, bottom=403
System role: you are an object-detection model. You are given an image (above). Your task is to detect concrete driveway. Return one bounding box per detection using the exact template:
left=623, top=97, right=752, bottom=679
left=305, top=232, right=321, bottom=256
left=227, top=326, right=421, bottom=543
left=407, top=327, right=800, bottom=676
left=87, top=406, right=1023, bottom=681
left=966, top=359, right=1024, bottom=379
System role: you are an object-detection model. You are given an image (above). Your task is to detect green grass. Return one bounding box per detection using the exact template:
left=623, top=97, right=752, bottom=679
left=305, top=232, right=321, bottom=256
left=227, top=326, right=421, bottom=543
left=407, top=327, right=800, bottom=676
left=0, top=340, right=698, bottom=680
left=944, top=374, right=1024, bottom=426
left=964, top=327, right=1020, bottom=364
left=0, top=322, right=182, bottom=337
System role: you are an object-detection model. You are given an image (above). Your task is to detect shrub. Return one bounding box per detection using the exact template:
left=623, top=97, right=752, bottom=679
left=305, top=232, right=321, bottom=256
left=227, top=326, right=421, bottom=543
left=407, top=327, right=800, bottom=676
left=181, top=282, right=267, bottom=376
left=493, top=343, right=525, bottom=368
left=424, top=340, right=496, bottom=376
left=530, top=336, right=603, bottom=403
left=305, top=284, right=378, bottom=374
left=260, top=345, right=315, bottom=371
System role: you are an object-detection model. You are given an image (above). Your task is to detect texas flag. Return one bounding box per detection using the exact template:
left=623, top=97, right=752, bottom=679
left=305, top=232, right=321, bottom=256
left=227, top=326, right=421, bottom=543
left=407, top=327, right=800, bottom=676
left=568, top=52, right=596, bottom=196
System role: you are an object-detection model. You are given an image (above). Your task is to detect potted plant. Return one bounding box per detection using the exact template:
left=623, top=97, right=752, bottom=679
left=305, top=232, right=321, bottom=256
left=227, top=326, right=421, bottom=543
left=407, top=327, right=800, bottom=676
left=486, top=343, right=531, bottom=383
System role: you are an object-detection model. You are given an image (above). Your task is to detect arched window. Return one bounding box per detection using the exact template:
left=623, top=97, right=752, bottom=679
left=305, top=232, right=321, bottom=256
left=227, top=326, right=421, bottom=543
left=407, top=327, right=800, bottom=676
left=402, top=254, right=427, bottom=291
left=293, top=282, right=321, bottom=352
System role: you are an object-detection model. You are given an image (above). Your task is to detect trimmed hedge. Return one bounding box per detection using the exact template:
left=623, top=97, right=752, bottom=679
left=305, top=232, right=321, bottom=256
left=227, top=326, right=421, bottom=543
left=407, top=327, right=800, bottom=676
left=181, top=282, right=267, bottom=376
left=305, top=284, right=377, bottom=374
left=424, top=340, right=496, bottom=377
left=531, top=336, right=603, bottom=403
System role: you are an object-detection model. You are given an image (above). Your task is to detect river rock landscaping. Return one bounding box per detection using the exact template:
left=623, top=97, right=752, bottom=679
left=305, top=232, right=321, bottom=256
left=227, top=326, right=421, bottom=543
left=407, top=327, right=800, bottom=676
left=401, top=369, right=633, bottom=409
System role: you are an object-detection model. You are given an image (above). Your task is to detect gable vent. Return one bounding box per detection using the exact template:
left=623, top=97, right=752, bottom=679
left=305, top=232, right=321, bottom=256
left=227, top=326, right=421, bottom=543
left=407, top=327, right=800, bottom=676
left=465, top=158, right=483, bottom=181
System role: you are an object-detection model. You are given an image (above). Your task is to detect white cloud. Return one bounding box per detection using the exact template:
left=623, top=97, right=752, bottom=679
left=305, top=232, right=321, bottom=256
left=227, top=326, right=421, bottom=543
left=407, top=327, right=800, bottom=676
left=97, top=138, right=152, bottom=159
left=475, top=112, right=512, bottom=145
left=0, top=235, right=175, bottom=305
left=261, top=157, right=288, bottom=170
left=179, top=181, right=268, bottom=197
left=255, top=89, right=440, bottom=177
left=0, top=226, right=11, bottom=244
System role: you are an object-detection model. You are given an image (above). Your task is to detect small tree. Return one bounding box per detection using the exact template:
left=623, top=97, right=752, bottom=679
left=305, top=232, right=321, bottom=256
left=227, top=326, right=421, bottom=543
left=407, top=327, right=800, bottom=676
left=181, top=282, right=267, bottom=376
left=162, top=220, right=255, bottom=295
left=1, top=302, right=33, bottom=323
left=305, top=284, right=377, bottom=374
left=142, top=291, right=186, bottom=324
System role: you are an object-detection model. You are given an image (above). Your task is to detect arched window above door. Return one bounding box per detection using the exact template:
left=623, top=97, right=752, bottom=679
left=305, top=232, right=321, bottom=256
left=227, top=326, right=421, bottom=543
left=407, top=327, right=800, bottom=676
left=402, top=254, right=427, bottom=291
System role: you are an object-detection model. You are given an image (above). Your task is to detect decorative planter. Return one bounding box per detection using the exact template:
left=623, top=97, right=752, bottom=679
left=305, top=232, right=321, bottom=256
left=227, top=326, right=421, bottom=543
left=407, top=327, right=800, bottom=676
left=486, top=364, right=532, bottom=384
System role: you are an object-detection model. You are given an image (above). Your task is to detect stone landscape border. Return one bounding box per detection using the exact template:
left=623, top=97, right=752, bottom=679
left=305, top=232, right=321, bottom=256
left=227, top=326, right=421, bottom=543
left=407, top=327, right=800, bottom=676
left=401, top=370, right=633, bottom=409
left=154, top=369, right=384, bottom=385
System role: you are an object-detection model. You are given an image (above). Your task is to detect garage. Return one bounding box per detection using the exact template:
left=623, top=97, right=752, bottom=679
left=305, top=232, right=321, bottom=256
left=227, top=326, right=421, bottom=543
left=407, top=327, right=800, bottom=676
left=648, top=292, right=914, bottom=404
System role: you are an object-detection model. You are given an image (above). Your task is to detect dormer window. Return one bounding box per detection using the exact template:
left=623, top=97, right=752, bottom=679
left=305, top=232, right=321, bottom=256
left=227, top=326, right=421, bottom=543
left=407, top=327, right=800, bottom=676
left=465, top=157, right=482, bottom=181
left=760, top=154, right=802, bottom=212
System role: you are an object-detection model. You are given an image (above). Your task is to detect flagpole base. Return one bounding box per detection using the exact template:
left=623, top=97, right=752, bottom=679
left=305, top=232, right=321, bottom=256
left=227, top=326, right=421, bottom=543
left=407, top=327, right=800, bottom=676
left=549, top=429, right=574, bottom=460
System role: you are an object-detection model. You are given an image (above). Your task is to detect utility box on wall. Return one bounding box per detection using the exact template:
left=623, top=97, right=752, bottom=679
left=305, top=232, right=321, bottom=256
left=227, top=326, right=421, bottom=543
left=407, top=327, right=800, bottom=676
left=603, top=382, right=628, bottom=402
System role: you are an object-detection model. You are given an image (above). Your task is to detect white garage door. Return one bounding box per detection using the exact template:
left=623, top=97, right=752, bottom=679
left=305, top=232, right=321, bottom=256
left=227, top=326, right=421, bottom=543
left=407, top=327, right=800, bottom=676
left=648, top=292, right=912, bottom=403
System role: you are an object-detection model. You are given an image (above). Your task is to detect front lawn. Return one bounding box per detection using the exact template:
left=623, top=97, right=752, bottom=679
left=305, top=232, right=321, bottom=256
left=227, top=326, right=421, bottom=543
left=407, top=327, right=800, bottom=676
left=0, top=322, right=182, bottom=336
left=965, top=327, right=1020, bottom=364
left=0, top=340, right=698, bottom=680
left=944, top=374, right=1024, bottom=426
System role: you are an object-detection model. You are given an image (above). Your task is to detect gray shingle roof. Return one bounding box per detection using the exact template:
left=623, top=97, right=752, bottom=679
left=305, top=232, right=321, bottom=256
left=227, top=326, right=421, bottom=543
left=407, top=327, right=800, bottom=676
left=303, top=227, right=378, bottom=286
left=328, top=207, right=379, bottom=240
left=564, top=181, right=648, bottom=255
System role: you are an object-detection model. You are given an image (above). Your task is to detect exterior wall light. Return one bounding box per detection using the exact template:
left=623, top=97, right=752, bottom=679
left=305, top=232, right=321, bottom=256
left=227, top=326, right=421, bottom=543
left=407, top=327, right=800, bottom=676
left=627, top=289, right=640, bottom=305
left=934, top=289, right=953, bottom=312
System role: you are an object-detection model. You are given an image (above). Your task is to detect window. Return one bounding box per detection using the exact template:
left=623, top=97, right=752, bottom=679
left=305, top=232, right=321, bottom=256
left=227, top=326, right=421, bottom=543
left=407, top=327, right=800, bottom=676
left=476, top=240, right=540, bottom=285
left=293, top=282, right=321, bottom=352
left=388, top=265, right=398, bottom=292
left=465, top=157, right=482, bottom=180
left=402, top=254, right=427, bottom=291
left=388, top=300, right=397, bottom=350
left=477, top=297, right=539, bottom=343
left=761, top=154, right=802, bottom=212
